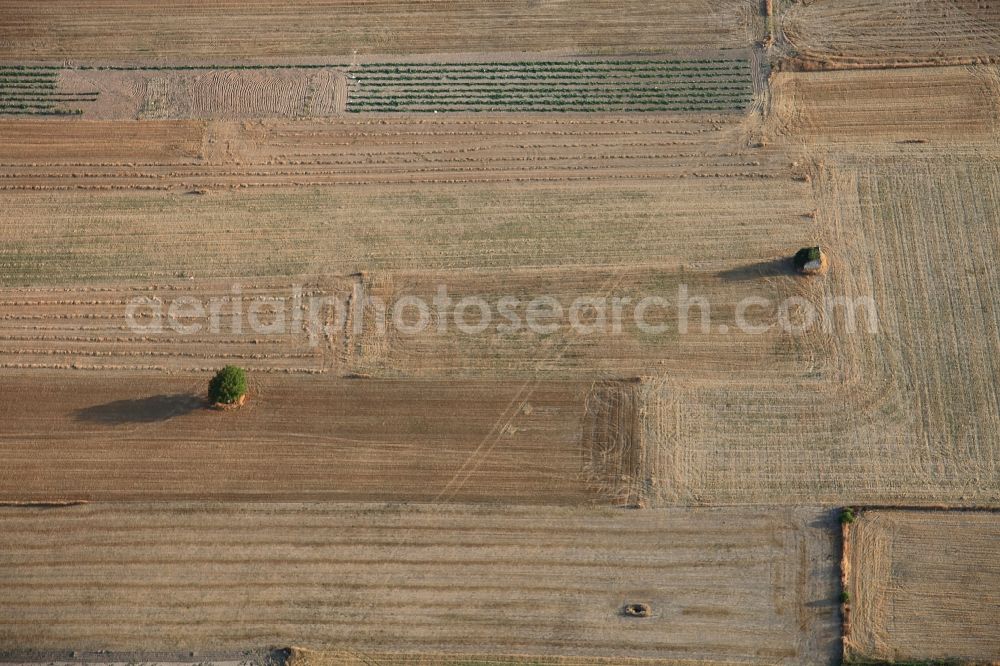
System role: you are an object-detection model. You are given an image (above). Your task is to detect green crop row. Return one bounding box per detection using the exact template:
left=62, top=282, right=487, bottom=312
left=349, top=98, right=746, bottom=109
left=0, top=78, right=59, bottom=85
left=354, top=66, right=749, bottom=76
left=0, top=83, right=58, bottom=90
left=353, top=73, right=750, bottom=82
left=74, top=64, right=348, bottom=71
left=350, top=90, right=749, bottom=102
left=356, top=59, right=747, bottom=67
left=0, top=70, right=58, bottom=77
left=351, top=85, right=752, bottom=94
left=1, top=95, right=98, bottom=102
left=350, top=99, right=745, bottom=107
left=0, top=108, right=83, bottom=115
left=347, top=105, right=743, bottom=113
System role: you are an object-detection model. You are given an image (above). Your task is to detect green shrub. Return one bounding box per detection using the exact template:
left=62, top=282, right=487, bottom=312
left=793, top=246, right=822, bottom=271
left=208, top=365, right=247, bottom=405
left=840, top=507, right=856, bottom=524
left=840, top=590, right=850, bottom=603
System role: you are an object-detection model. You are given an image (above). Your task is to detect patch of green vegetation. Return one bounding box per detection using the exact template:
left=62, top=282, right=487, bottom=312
left=208, top=366, right=248, bottom=405
left=345, top=59, right=752, bottom=113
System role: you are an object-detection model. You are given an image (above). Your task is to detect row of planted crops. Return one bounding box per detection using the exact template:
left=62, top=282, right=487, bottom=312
left=345, top=59, right=753, bottom=112
left=0, top=66, right=96, bottom=115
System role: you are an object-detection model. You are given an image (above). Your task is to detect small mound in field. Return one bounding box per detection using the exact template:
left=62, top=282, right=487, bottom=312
left=623, top=603, right=652, bottom=617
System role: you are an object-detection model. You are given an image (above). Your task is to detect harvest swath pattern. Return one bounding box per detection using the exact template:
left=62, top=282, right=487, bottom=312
left=782, top=0, right=1000, bottom=66
left=0, top=67, right=95, bottom=116
left=347, top=60, right=753, bottom=112
left=0, top=503, right=839, bottom=660
left=0, top=0, right=758, bottom=59
left=845, top=510, right=1000, bottom=663
left=0, top=116, right=784, bottom=191
left=0, top=281, right=330, bottom=373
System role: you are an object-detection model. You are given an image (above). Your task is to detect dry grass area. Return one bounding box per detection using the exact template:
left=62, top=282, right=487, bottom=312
left=0, top=0, right=759, bottom=61
left=780, top=0, right=1000, bottom=68
left=0, top=279, right=335, bottom=373
left=844, top=509, right=1000, bottom=663
left=0, top=503, right=839, bottom=661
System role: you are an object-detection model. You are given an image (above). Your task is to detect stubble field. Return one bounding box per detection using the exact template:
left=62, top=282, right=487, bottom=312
left=0, top=0, right=998, bottom=663
left=844, top=509, right=1000, bottom=663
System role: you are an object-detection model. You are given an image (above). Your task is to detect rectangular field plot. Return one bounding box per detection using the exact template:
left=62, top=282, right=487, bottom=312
left=0, top=0, right=759, bottom=60
left=769, top=66, right=998, bottom=145
left=845, top=509, right=1000, bottom=663
left=0, top=373, right=597, bottom=504
left=781, top=0, right=1000, bottom=67
left=0, top=503, right=840, bottom=661
left=345, top=59, right=753, bottom=113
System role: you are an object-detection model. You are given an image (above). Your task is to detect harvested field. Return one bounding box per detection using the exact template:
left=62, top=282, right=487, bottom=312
left=844, top=509, right=1000, bottom=663
left=0, top=1, right=760, bottom=61
left=0, top=173, right=812, bottom=285
left=768, top=65, right=1000, bottom=144
left=0, top=279, right=338, bottom=373
left=2, top=0, right=1000, bottom=661
left=0, top=373, right=599, bottom=503
left=349, top=265, right=816, bottom=381
left=0, top=114, right=780, bottom=190
left=0, top=503, right=840, bottom=661
left=641, top=156, right=1000, bottom=506
left=289, top=650, right=722, bottom=666
left=781, top=0, right=1000, bottom=68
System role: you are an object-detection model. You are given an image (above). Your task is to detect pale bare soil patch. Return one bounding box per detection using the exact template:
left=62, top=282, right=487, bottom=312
left=0, top=503, right=840, bottom=662
left=0, top=0, right=759, bottom=61
left=844, top=509, right=1000, bottom=663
